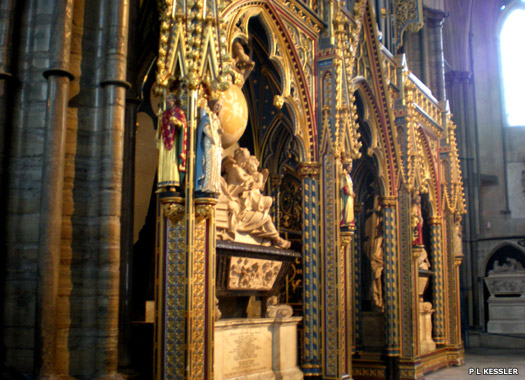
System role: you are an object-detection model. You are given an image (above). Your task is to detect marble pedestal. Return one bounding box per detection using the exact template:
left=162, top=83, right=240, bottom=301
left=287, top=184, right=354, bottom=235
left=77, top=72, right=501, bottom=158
left=487, top=297, right=525, bottom=333
left=215, top=317, right=303, bottom=380
left=419, top=303, right=436, bottom=355
left=484, top=272, right=525, bottom=334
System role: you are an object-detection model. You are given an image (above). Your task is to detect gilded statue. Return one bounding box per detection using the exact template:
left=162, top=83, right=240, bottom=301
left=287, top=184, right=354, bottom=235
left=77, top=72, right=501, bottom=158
left=340, top=161, right=355, bottom=227
left=195, top=97, right=223, bottom=194
left=156, top=91, right=188, bottom=189
left=364, top=196, right=384, bottom=312
left=217, top=148, right=291, bottom=249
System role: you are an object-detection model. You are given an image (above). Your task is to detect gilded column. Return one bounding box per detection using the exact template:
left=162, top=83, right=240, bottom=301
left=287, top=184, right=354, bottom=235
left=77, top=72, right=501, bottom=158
left=381, top=196, right=401, bottom=358
left=353, top=203, right=364, bottom=351
left=445, top=213, right=464, bottom=357
left=341, top=227, right=355, bottom=378
left=156, top=196, right=187, bottom=380
left=191, top=197, right=217, bottom=380
left=298, top=162, right=321, bottom=377
left=320, top=154, right=350, bottom=379
left=428, top=216, right=445, bottom=345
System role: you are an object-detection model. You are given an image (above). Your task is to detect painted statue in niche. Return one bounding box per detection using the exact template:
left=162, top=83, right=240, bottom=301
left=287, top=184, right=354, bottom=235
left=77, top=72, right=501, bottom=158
left=453, top=217, right=464, bottom=258
left=364, top=196, right=384, bottom=312
left=411, top=193, right=424, bottom=246
left=217, top=147, right=291, bottom=249
left=195, top=96, right=223, bottom=194
left=156, top=89, right=188, bottom=190
left=411, top=193, right=431, bottom=270
left=340, top=160, right=355, bottom=227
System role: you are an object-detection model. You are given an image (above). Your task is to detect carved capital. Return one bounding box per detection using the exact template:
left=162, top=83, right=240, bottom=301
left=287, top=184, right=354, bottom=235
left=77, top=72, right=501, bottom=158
left=298, top=162, right=320, bottom=179
left=164, top=202, right=186, bottom=224
left=341, top=229, right=354, bottom=247
left=380, top=196, right=397, bottom=207
left=195, top=198, right=217, bottom=221
left=427, top=216, right=442, bottom=226
left=195, top=204, right=214, bottom=221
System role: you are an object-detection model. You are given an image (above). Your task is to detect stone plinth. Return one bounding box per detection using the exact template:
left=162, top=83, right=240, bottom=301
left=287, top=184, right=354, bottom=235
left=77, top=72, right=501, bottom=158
left=419, top=302, right=436, bottom=355
left=484, top=272, right=525, bottom=334
left=487, top=297, right=525, bottom=333
left=215, top=317, right=303, bottom=380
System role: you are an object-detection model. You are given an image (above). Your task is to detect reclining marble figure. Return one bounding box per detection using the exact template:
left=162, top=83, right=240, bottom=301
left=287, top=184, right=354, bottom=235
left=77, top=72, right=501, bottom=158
left=217, top=148, right=291, bottom=249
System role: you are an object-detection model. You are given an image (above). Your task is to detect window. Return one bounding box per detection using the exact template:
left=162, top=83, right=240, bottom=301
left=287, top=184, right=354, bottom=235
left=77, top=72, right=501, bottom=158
left=499, top=3, right=525, bottom=126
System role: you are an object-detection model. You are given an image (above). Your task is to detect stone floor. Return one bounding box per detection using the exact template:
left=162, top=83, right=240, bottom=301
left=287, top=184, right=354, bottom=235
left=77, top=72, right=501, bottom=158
left=425, top=348, right=525, bottom=380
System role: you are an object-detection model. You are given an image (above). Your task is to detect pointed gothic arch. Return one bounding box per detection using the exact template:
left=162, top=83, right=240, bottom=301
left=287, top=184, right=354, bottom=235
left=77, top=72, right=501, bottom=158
left=221, top=2, right=317, bottom=162
left=352, top=81, right=396, bottom=198
left=415, top=126, right=441, bottom=218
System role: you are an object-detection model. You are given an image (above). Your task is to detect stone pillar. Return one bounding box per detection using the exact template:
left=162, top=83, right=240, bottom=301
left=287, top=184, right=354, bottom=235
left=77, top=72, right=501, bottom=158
left=381, top=196, right=400, bottom=378
left=428, top=216, right=445, bottom=345
left=297, top=162, right=321, bottom=377
left=34, top=1, right=75, bottom=378
left=118, top=95, right=140, bottom=370
left=423, top=7, right=448, bottom=101
left=445, top=70, right=478, bottom=330
left=96, top=0, right=130, bottom=376
left=0, top=0, right=16, bottom=202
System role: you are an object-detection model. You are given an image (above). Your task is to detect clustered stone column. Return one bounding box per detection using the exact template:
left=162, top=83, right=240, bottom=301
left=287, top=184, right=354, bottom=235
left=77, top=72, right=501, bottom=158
left=297, top=162, right=322, bottom=377
left=36, top=0, right=75, bottom=376
left=3, top=1, right=131, bottom=378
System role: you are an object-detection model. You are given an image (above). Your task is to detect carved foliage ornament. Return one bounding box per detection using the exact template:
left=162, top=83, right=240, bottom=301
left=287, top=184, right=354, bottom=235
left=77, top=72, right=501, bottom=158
left=164, top=202, right=186, bottom=224
left=394, top=0, right=424, bottom=51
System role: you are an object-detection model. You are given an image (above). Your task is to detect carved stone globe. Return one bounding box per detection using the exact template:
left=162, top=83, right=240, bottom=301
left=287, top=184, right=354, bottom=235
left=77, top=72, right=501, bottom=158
left=218, top=84, right=248, bottom=148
